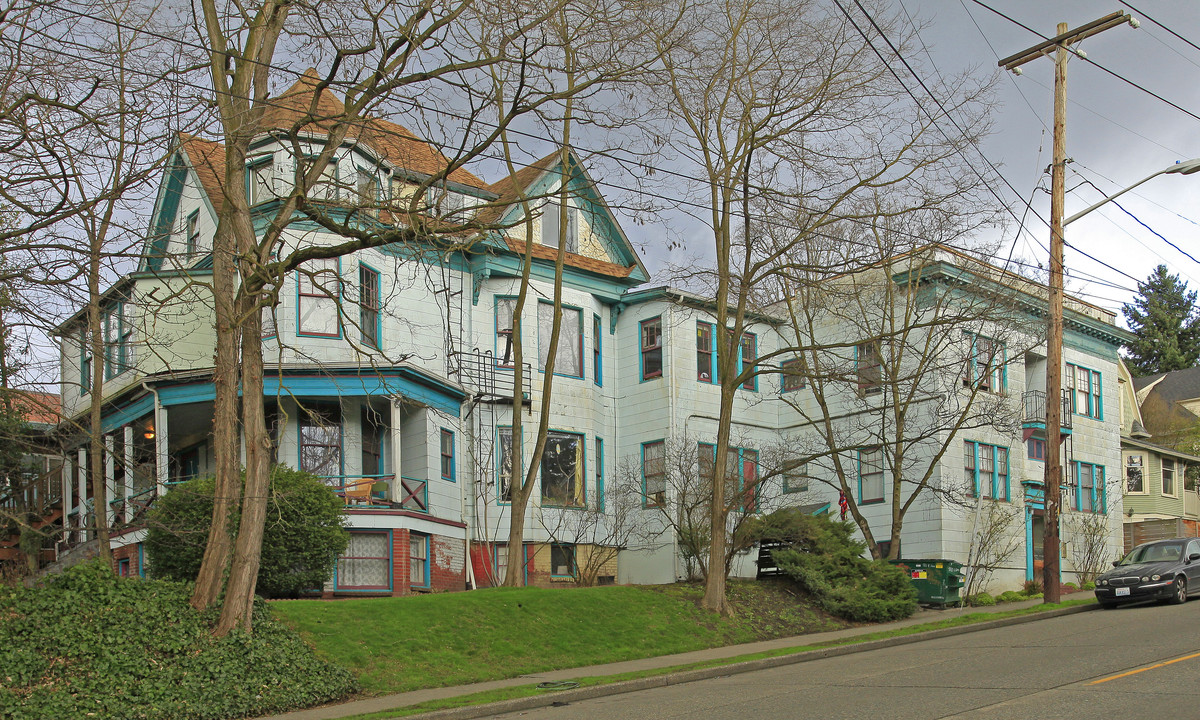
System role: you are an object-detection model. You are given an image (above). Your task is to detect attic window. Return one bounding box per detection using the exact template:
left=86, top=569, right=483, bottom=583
left=426, top=187, right=476, bottom=222
left=247, top=155, right=274, bottom=205
left=541, top=202, right=578, bottom=253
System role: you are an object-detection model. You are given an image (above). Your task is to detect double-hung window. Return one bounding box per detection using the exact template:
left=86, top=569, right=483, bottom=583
left=783, top=462, right=810, bottom=493
left=593, top=314, right=603, bottom=386
left=359, top=265, right=380, bottom=347
left=538, top=302, right=583, bottom=378
left=739, top=333, right=757, bottom=390
left=79, top=329, right=93, bottom=393
left=541, top=431, right=584, bottom=507
left=103, top=302, right=134, bottom=380
left=356, top=169, right=379, bottom=216
left=640, top=317, right=662, bottom=380
left=642, top=440, right=665, bottom=507
left=1163, top=458, right=1176, bottom=496
left=540, top=201, right=578, bottom=253
left=551, top=543, right=576, bottom=579
left=697, top=322, right=715, bottom=383
left=781, top=358, right=805, bottom=392
left=410, top=533, right=429, bottom=587
left=247, top=155, right=273, bottom=205
left=1125, top=454, right=1144, bottom=493
left=1027, top=438, right=1045, bottom=462
left=1071, top=461, right=1105, bottom=513
left=497, top=427, right=515, bottom=502
left=1066, top=363, right=1103, bottom=419
left=595, top=437, right=605, bottom=511
left=439, top=429, right=454, bottom=482
left=858, top=446, right=884, bottom=503
left=185, top=211, right=200, bottom=259
left=298, top=258, right=341, bottom=337
left=495, top=297, right=517, bottom=367
left=857, top=341, right=882, bottom=394
left=299, top=405, right=342, bottom=478
left=964, top=441, right=1009, bottom=500
left=963, top=334, right=1005, bottom=393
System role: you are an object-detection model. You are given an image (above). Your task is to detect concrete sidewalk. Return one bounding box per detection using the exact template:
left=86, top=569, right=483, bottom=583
left=260, top=597, right=1095, bottom=720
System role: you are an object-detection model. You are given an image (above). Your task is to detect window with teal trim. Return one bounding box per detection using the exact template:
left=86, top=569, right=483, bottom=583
left=299, top=405, right=341, bottom=477
left=495, top=296, right=517, bottom=367
left=359, top=265, right=380, bottom=347
left=697, top=322, right=715, bottom=382
left=1067, top=363, right=1102, bottom=419
left=642, top=440, right=665, bottom=507
left=103, top=301, right=134, bottom=380
left=440, top=429, right=454, bottom=481
left=551, top=543, right=576, bottom=579
left=593, top=313, right=602, bottom=386
left=498, top=427, right=514, bottom=502
left=964, top=441, right=1009, bottom=500
left=640, top=317, right=662, bottom=380
left=783, top=462, right=810, bottom=493
left=781, top=358, right=805, bottom=392
left=856, top=341, right=882, bottom=395
left=541, top=201, right=578, bottom=253
left=962, top=334, right=1005, bottom=394
left=79, top=328, right=92, bottom=393
left=247, top=155, right=274, bottom=205
left=699, top=443, right=759, bottom=511
left=858, top=446, right=884, bottom=503
left=595, top=437, right=605, bottom=511
left=184, top=210, right=200, bottom=259
left=338, top=531, right=390, bottom=590
left=739, top=333, right=757, bottom=391
left=300, top=156, right=337, bottom=200
left=298, top=258, right=340, bottom=337
left=542, top=431, right=584, bottom=507
left=1070, top=461, right=1105, bottom=513
left=410, top=533, right=429, bottom=587
left=538, top=301, right=582, bottom=378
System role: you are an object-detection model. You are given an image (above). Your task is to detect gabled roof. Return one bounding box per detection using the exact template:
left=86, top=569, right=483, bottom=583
left=1133, top=366, right=1200, bottom=404
left=178, top=134, right=225, bottom=206
left=258, top=69, right=488, bottom=190
left=8, top=390, right=62, bottom=427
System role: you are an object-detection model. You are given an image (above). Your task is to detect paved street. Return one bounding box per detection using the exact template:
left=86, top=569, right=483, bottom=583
left=483, top=601, right=1200, bottom=719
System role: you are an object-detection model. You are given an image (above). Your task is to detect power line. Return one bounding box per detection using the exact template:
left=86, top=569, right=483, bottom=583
left=1118, top=2, right=1200, bottom=58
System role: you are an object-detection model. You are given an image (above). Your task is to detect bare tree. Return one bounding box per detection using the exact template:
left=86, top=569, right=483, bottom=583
left=645, top=0, right=996, bottom=612
left=962, top=500, right=1022, bottom=599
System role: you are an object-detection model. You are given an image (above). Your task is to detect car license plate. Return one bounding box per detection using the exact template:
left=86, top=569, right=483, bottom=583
left=1115, top=587, right=1130, bottom=597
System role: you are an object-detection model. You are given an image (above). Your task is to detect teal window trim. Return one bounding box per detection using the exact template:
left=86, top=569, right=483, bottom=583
left=297, top=403, right=343, bottom=477
left=410, top=532, right=430, bottom=588
left=857, top=446, right=884, bottom=504
left=550, top=542, right=577, bottom=579
left=540, top=429, right=586, bottom=508
left=963, top=333, right=1007, bottom=394
left=300, top=154, right=338, bottom=201
left=639, top=316, right=663, bottom=382
left=965, top=440, right=1010, bottom=501
left=439, top=428, right=455, bottom=482
left=497, top=425, right=514, bottom=505
left=593, top=313, right=603, bottom=387
left=1066, top=363, right=1103, bottom=419
left=494, top=295, right=518, bottom=368
left=738, top=332, right=757, bottom=391
left=185, top=210, right=200, bottom=258
left=296, top=256, right=343, bottom=339
left=334, top=529, right=393, bottom=592
left=358, top=263, right=381, bottom=348
left=697, top=321, right=716, bottom=384
left=595, top=437, right=605, bottom=512
left=80, top=328, right=92, bottom=393
left=102, top=301, right=133, bottom=380
left=246, top=154, right=274, bottom=206
left=780, top=358, right=805, bottom=393
left=783, top=462, right=809, bottom=493
left=537, top=300, right=584, bottom=379
left=641, top=439, right=665, bottom=508
left=1071, top=461, right=1104, bottom=513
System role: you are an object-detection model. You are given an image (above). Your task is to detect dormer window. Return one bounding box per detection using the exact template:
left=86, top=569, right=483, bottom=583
left=185, top=211, right=199, bottom=259
left=356, top=169, right=379, bottom=217
left=541, top=202, right=578, bottom=253
left=247, top=155, right=274, bottom=205
left=300, top=157, right=337, bottom=201
left=425, top=186, right=476, bottom=222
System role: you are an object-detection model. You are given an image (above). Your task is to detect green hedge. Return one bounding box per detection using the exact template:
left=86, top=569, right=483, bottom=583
left=0, top=562, right=357, bottom=719
left=752, top=509, right=917, bottom=623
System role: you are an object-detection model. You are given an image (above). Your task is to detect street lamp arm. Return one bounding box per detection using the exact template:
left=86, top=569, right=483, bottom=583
left=1064, top=158, right=1200, bottom=226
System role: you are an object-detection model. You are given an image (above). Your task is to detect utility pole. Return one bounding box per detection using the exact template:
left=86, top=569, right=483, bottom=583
left=998, top=11, right=1133, bottom=604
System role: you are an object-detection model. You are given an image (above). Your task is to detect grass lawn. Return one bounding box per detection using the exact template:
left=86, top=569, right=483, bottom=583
left=270, top=579, right=847, bottom=695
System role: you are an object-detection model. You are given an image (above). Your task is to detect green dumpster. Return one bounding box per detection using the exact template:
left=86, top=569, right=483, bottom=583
left=891, top=559, right=965, bottom=607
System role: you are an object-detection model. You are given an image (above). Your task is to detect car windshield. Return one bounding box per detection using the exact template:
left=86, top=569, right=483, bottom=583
left=1120, top=543, right=1183, bottom=565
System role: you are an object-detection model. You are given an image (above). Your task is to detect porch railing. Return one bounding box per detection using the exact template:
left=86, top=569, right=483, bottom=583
left=1021, top=390, right=1073, bottom=430
left=321, top=474, right=429, bottom=514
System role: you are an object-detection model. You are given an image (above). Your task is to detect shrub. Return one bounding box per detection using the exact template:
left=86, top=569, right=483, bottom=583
left=968, top=592, right=995, bottom=606
left=757, top=509, right=917, bottom=623
left=146, top=466, right=349, bottom=598
left=1063, top=582, right=1078, bottom=590
left=1022, top=579, right=1043, bottom=596
left=997, top=590, right=1025, bottom=603
left=1082, top=581, right=1095, bottom=591
left=0, top=561, right=357, bottom=719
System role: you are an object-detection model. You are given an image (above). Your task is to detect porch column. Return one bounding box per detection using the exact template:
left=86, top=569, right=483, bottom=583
left=123, top=425, right=135, bottom=523
left=76, top=448, right=86, bottom=543
left=389, top=399, right=403, bottom=502
left=61, top=456, right=73, bottom=546
left=155, top=405, right=168, bottom=497
left=104, top=434, right=115, bottom=529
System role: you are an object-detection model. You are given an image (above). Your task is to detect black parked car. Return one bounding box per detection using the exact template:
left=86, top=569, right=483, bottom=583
left=1094, top=538, right=1200, bottom=608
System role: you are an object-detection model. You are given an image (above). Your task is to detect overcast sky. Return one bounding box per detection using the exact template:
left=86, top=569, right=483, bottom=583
left=639, top=1, right=1200, bottom=328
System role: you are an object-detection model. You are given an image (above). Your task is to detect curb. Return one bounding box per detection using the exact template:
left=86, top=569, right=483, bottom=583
left=395, top=603, right=1095, bottom=719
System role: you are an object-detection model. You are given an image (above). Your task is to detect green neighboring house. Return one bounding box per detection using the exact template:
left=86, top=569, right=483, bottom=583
left=1120, top=361, right=1200, bottom=551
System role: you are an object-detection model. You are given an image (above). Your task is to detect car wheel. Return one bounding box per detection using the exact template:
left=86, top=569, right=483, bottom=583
left=1171, top=576, right=1188, bottom=605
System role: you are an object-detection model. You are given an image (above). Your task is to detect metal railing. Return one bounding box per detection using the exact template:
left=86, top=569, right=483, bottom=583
left=454, top=349, right=532, bottom=400
left=1021, top=390, right=1073, bottom=430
